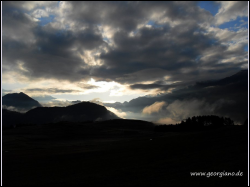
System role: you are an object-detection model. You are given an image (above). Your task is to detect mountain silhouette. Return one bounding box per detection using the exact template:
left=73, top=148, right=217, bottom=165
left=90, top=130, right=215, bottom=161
left=2, top=92, right=42, bottom=112
left=196, top=69, right=248, bottom=87
left=217, top=70, right=248, bottom=85
left=105, top=70, right=248, bottom=124
left=2, top=109, right=24, bottom=128
left=3, top=101, right=120, bottom=127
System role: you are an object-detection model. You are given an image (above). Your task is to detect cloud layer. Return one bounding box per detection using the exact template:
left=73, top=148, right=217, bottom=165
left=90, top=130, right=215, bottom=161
left=2, top=2, right=248, bottom=124
left=3, top=2, right=248, bottom=94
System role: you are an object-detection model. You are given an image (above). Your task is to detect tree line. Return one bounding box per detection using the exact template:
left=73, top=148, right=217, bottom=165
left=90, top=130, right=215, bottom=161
left=155, top=115, right=238, bottom=132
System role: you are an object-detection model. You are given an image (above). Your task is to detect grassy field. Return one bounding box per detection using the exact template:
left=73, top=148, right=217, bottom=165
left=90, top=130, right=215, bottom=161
left=2, top=121, right=248, bottom=186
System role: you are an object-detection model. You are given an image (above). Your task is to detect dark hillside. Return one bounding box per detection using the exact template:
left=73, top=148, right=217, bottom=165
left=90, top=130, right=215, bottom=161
left=3, top=101, right=120, bottom=126
left=2, top=92, right=42, bottom=111
left=2, top=122, right=247, bottom=186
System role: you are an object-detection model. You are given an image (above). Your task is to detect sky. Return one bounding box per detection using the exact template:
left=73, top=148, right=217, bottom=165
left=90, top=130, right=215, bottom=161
left=1, top=1, right=249, bottom=122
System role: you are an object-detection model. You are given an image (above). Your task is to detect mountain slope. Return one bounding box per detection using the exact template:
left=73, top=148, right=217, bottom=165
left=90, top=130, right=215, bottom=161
left=2, top=109, right=24, bottom=128
left=2, top=92, right=42, bottom=112
left=24, top=101, right=119, bottom=124
left=105, top=70, right=248, bottom=124
left=2, top=101, right=120, bottom=126
left=196, top=69, right=248, bottom=87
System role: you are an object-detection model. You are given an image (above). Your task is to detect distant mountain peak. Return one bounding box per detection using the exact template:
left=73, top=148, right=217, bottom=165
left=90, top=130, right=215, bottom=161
left=2, top=92, right=42, bottom=112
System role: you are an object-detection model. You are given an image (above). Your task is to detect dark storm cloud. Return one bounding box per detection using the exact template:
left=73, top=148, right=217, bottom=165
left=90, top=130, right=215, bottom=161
left=67, top=1, right=211, bottom=32
left=33, top=26, right=103, bottom=55
left=3, top=27, right=104, bottom=81
left=68, top=1, right=146, bottom=32
left=2, top=1, right=248, bottom=89
left=24, top=88, right=80, bottom=94
left=130, top=83, right=166, bottom=90
left=130, top=81, right=183, bottom=91
left=66, top=1, right=215, bottom=80
left=94, top=16, right=246, bottom=84
left=2, top=4, right=105, bottom=82
left=77, top=82, right=99, bottom=89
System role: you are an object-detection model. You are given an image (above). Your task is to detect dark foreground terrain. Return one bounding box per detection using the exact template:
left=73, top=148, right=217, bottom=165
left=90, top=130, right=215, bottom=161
left=2, top=120, right=248, bottom=186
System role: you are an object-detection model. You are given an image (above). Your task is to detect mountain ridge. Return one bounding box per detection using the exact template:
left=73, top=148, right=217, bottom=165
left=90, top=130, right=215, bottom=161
left=3, top=101, right=120, bottom=127
left=104, top=70, right=248, bottom=124
left=2, top=92, right=42, bottom=112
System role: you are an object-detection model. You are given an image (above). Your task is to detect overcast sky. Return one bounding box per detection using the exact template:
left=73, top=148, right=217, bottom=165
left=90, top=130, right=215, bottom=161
left=2, top=1, right=248, bottom=108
